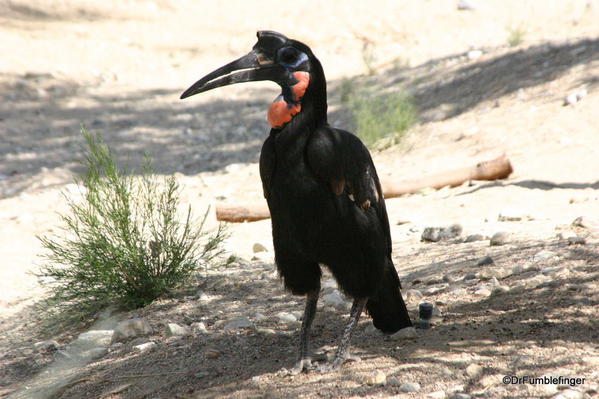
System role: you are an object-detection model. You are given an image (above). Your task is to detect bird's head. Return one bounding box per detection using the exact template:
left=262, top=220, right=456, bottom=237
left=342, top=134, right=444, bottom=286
left=181, top=31, right=323, bottom=128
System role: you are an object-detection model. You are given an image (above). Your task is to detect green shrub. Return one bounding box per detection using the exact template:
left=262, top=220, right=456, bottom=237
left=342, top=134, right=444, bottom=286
left=345, top=90, right=416, bottom=147
left=36, top=128, right=227, bottom=320
left=507, top=26, right=525, bottom=47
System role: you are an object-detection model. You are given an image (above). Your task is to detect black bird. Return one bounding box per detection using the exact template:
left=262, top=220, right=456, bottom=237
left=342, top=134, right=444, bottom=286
left=181, top=31, right=412, bottom=373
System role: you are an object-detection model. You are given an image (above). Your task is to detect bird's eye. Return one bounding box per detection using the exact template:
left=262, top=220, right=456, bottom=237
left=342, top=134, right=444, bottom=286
left=279, top=47, right=298, bottom=64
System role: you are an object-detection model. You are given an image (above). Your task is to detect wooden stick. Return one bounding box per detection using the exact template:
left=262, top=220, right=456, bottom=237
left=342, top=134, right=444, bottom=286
left=216, top=155, right=513, bottom=223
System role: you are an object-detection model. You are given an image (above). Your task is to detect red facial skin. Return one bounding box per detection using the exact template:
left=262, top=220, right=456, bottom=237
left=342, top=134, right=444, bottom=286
left=267, top=71, right=310, bottom=128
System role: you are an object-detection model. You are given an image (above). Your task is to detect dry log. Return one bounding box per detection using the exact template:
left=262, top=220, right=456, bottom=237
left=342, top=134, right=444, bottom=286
left=216, top=155, right=513, bottom=222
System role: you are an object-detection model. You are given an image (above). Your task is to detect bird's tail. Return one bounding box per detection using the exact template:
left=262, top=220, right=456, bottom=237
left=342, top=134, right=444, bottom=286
left=366, top=260, right=412, bottom=334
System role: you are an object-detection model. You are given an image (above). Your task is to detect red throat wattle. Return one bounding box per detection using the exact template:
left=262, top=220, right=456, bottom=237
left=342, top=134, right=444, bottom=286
left=267, top=71, right=310, bottom=128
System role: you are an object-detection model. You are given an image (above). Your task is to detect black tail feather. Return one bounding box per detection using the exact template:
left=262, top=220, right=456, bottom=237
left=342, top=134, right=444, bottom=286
left=366, top=261, right=412, bottom=334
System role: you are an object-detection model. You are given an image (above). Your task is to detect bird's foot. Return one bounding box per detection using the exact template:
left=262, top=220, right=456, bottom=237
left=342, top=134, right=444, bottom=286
left=317, top=352, right=361, bottom=373
left=288, top=358, right=315, bottom=375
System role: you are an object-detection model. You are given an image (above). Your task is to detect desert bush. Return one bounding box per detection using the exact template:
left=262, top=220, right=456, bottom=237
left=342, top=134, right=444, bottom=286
left=36, top=128, right=227, bottom=321
left=507, top=26, right=526, bottom=47
left=342, top=86, right=416, bottom=147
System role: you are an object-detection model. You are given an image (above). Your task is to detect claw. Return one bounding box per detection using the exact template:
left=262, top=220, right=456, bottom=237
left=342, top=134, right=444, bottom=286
left=317, top=352, right=361, bottom=373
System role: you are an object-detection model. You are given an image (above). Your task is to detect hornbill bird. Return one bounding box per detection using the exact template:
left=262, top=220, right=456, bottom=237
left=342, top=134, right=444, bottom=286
left=181, top=31, right=412, bottom=373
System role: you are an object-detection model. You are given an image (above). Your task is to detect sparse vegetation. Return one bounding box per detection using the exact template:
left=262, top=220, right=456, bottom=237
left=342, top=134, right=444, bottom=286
left=341, top=84, right=416, bottom=147
left=507, top=26, right=526, bottom=47
left=360, top=37, right=378, bottom=76
left=36, top=128, right=227, bottom=321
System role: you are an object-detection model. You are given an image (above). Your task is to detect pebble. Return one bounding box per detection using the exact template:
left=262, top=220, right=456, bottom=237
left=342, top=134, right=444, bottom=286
left=76, top=330, right=114, bottom=347
left=553, top=389, right=584, bottom=399
left=490, top=232, right=509, bottom=246
left=421, top=224, right=462, bottom=242
left=572, top=216, right=598, bottom=229
left=457, top=0, right=476, bottom=10
left=205, top=348, right=222, bottom=359
left=533, top=250, right=556, bottom=262
left=399, top=382, right=421, bottom=392
left=491, top=285, right=510, bottom=295
left=276, top=312, right=298, bottom=324
left=465, top=363, right=483, bottom=379
left=427, top=392, right=447, bottom=399
left=474, top=287, right=491, bottom=297
left=442, top=274, right=456, bottom=283
left=134, top=342, right=156, bottom=352
left=564, top=89, right=587, bottom=106
left=362, top=370, right=387, bottom=385
left=467, top=50, right=482, bottom=60
left=252, top=243, right=268, bottom=253
left=566, top=236, right=586, bottom=245
left=451, top=394, right=471, bottom=399
left=224, top=316, right=254, bottom=330
left=477, top=256, right=494, bottom=266
left=82, top=347, right=107, bottom=359
left=450, top=288, right=467, bottom=296
left=498, top=210, right=525, bottom=221
left=464, top=234, right=484, bottom=243
left=392, top=327, right=418, bottom=339
left=463, top=273, right=477, bottom=281
left=191, top=321, right=208, bottom=333
left=166, top=323, right=190, bottom=336
left=111, top=318, right=152, bottom=342
left=405, top=289, right=424, bottom=303
left=524, top=274, right=552, bottom=289
left=323, top=291, right=346, bottom=308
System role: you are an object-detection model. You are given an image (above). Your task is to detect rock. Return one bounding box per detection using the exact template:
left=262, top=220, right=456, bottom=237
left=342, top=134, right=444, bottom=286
left=442, top=274, right=456, bottom=283
left=224, top=316, right=254, bottom=330
left=421, top=224, right=462, bottom=242
left=533, top=250, right=556, bottom=262
left=524, top=274, right=552, bottom=289
left=166, top=323, right=190, bottom=336
left=253, top=313, right=268, bottom=321
left=81, top=347, right=107, bottom=359
left=465, top=363, right=483, bottom=379
left=191, top=321, right=208, bottom=333
left=498, top=210, right=528, bottom=222
left=464, top=234, right=484, bottom=243
left=477, top=256, right=494, bottom=266
left=490, top=232, right=509, bottom=246
left=399, top=382, right=421, bottom=392
left=205, top=348, right=222, bottom=359
left=474, top=287, right=491, bottom=297
left=34, top=340, right=59, bottom=352
left=564, top=89, right=587, bottom=106
left=362, top=370, right=386, bottom=385
left=276, top=312, right=298, bottom=324
left=491, top=285, right=510, bottom=295
left=427, top=392, right=447, bottom=399
left=450, top=288, right=467, bottom=296
left=463, top=272, right=477, bottom=281
left=566, top=236, right=586, bottom=245
left=572, top=216, right=599, bottom=229
left=323, top=291, right=346, bottom=308
left=405, top=289, right=424, bottom=303
left=252, top=243, right=268, bottom=253
left=392, top=327, right=418, bottom=339
left=457, top=0, right=476, bottom=10
left=387, top=376, right=401, bottom=386
left=488, top=277, right=499, bottom=287
left=553, top=389, right=584, bottom=399
left=467, top=50, right=482, bottom=60
left=450, top=394, right=471, bottom=399
left=111, top=318, right=152, bottom=342
left=541, top=266, right=562, bottom=275
left=76, top=330, right=114, bottom=347
left=134, top=342, right=156, bottom=352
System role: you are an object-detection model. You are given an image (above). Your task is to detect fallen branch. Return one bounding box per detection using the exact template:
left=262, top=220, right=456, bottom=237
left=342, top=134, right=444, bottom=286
left=216, top=155, right=513, bottom=223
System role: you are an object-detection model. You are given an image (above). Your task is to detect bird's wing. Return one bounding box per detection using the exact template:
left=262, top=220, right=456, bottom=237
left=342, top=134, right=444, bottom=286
left=259, top=133, right=276, bottom=199
left=306, top=126, right=392, bottom=254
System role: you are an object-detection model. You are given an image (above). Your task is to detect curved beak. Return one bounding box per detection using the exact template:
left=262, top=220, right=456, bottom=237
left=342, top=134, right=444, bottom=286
left=180, top=50, right=291, bottom=99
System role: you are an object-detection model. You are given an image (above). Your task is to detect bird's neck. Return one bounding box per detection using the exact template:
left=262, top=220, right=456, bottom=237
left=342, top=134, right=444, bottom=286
left=269, top=59, right=328, bottom=132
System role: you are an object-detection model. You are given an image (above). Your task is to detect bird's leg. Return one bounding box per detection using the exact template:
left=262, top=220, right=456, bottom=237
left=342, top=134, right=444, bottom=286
left=320, top=297, right=367, bottom=372
left=289, top=289, right=319, bottom=374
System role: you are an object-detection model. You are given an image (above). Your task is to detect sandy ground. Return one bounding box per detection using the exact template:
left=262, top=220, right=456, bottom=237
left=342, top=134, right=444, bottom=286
left=1, top=0, right=598, bottom=398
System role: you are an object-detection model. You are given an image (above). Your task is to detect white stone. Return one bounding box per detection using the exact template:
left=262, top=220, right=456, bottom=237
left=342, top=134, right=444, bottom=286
left=134, top=342, right=156, bottom=352
left=474, top=287, right=492, bottom=297
left=111, top=318, right=152, bottom=342
left=427, top=392, right=447, bottom=399
left=276, top=312, right=298, bottom=324
left=323, top=291, right=346, bottom=308
left=363, top=370, right=386, bottom=385
left=224, top=316, right=254, bottom=330
left=166, top=323, right=190, bottom=336
left=533, top=250, right=556, bottom=262
left=467, top=50, right=483, bottom=60
left=399, top=382, right=421, bottom=392
left=76, top=330, right=114, bottom=347
left=191, top=321, right=208, bottom=333
left=406, top=289, right=424, bottom=302
left=466, top=363, right=483, bottom=379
